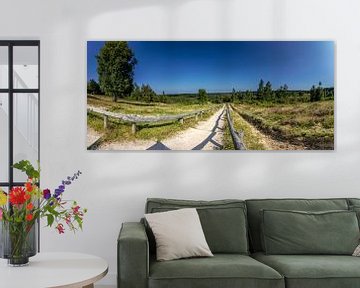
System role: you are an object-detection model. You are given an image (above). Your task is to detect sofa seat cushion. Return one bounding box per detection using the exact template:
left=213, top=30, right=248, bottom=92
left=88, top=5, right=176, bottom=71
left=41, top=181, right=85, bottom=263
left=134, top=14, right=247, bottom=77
left=252, top=252, right=360, bottom=288
left=149, top=254, right=284, bottom=288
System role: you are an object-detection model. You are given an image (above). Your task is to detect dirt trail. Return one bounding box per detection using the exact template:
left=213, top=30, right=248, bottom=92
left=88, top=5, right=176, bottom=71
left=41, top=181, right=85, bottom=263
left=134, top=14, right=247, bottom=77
left=97, top=107, right=226, bottom=151
left=87, top=128, right=103, bottom=149
left=156, top=107, right=226, bottom=150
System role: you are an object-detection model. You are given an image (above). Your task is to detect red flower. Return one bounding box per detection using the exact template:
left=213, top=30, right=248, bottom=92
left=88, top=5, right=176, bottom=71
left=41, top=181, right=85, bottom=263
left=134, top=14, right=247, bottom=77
left=9, top=187, right=26, bottom=205
left=24, top=193, right=31, bottom=201
left=56, top=223, right=65, bottom=234
left=65, top=214, right=71, bottom=225
left=25, top=182, right=33, bottom=192
left=26, top=214, right=33, bottom=221
left=72, top=205, right=80, bottom=215
left=26, top=203, right=34, bottom=210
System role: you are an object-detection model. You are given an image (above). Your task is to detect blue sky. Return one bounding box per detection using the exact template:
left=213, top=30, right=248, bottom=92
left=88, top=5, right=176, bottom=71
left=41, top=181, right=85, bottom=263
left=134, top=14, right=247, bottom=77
left=87, top=41, right=334, bottom=94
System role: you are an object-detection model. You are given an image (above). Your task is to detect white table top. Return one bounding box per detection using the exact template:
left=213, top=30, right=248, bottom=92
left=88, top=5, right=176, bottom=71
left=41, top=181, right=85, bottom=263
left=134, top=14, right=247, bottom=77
left=0, top=252, right=108, bottom=288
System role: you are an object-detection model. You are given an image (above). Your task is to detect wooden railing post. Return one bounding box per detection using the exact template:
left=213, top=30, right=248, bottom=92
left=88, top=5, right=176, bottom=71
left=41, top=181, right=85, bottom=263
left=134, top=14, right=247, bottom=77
left=104, top=115, right=108, bottom=129
left=131, top=123, right=137, bottom=134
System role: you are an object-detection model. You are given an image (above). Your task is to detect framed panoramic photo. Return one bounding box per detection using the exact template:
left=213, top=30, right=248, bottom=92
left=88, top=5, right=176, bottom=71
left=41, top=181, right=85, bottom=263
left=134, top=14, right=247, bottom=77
left=86, top=41, right=334, bottom=151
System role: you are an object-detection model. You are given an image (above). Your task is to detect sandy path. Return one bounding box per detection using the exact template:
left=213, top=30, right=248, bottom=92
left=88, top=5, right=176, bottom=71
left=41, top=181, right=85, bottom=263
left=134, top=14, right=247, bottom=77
left=155, top=107, right=226, bottom=150
left=100, top=139, right=157, bottom=151
left=87, top=128, right=103, bottom=149
left=90, top=107, right=226, bottom=151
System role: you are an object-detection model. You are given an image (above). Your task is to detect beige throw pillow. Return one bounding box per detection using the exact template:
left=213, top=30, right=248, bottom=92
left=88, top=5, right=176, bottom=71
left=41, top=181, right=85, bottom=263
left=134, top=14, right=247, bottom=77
left=353, top=244, right=360, bottom=256
left=145, top=208, right=213, bottom=261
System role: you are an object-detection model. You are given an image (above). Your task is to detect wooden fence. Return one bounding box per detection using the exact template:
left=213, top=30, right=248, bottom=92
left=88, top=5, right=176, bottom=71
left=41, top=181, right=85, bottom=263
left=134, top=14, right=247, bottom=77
left=87, top=106, right=215, bottom=134
left=225, top=105, right=246, bottom=150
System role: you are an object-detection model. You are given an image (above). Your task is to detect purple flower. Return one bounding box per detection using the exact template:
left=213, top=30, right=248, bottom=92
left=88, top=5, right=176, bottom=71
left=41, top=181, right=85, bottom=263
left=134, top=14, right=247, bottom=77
left=43, top=189, right=51, bottom=200
left=54, top=189, right=63, bottom=198
left=54, top=170, right=82, bottom=199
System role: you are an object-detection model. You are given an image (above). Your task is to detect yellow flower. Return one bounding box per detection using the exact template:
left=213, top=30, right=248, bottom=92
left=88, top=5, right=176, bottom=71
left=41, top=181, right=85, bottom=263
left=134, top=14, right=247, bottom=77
left=0, top=190, right=7, bottom=206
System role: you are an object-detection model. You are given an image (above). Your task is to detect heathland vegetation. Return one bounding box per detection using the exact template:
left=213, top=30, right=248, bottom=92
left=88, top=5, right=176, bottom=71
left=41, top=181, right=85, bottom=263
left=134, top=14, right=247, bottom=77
left=87, top=41, right=334, bottom=150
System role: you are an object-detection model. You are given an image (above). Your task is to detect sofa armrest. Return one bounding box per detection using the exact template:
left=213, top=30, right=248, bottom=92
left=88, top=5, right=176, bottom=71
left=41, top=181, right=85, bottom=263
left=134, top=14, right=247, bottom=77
left=118, top=222, right=149, bottom=288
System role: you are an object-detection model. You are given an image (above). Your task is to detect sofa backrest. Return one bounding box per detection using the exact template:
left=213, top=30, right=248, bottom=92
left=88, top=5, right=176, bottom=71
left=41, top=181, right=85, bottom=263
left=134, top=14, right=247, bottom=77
left=145, top=198, right=249, bottom=255
left=245, top=198, right=350, bottom=252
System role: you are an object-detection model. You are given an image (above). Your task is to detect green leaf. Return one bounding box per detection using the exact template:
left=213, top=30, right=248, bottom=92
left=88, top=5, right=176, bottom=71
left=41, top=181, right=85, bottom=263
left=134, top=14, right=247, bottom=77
left=47, top=214, right=54, bottom=227
left=12, top=160, right=40, bottom=180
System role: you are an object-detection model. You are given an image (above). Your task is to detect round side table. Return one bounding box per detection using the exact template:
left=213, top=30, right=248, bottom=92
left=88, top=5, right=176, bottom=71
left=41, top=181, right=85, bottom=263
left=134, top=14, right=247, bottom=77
left=0, top=252, right=108, bottom=288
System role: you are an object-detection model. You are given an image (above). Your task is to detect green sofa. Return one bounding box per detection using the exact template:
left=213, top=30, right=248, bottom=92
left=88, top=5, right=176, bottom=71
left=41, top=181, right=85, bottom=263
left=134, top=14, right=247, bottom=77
left=118, top=198, right=360, bottom=288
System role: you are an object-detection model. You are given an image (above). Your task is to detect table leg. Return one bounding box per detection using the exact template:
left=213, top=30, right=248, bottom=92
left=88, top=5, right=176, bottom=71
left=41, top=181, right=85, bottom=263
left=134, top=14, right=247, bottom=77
left=82, top=284, right=94, bottom=288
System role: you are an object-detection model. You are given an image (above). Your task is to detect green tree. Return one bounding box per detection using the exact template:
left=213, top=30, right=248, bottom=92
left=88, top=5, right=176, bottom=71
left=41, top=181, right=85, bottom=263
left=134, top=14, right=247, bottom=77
left=237, top=90, right=244, bottom=102
left=141, top=84, right=157, bottom=102
left=310, top=82, right=324, bottom=102
left=131, top=84, right=141, bottom=101
left=87, top=79, right=101, bottom=95
left=257, top=79, right=265, bottom=99
left=264, top=81, right=272, bottom=100
left=213, top=95, right=221, bottom=104
left=231, top=88, right=236, bottom=102
left=97, top=41, right=137, bottom=102
left=277, top=84, right=289, bottom=102
left=159, top=91, right=167, bottom=103
left=198, top=89, right=208, bottom=103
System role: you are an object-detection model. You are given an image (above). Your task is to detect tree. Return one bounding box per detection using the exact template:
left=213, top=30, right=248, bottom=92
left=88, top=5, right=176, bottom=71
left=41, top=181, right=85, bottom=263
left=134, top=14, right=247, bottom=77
left=159, top=91, right=167, bottom=103
left=97, top=41, right=137, bottom=102
left=277, top=83, right=289, bottom=101
left=231, top=88, right=236, bottom=102
left=131, top=84, right=141, bottom=101
left=237, top=90, right=244, bottom=102
left=310, top=83, right=324, bottom=102
left=198, top=89, right=208, bottom=103
left=141, top=84, right=157, bottom=102
left=257, top=79, right=265, bottom=99
left=87, top=79, right=101, bottom=95
left=264, top=81, right=272, bottom=100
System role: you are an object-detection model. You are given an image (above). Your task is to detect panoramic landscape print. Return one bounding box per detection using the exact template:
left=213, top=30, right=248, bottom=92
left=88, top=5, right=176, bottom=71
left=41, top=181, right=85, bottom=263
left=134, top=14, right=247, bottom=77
left=87, top=41, right=334, bottom=151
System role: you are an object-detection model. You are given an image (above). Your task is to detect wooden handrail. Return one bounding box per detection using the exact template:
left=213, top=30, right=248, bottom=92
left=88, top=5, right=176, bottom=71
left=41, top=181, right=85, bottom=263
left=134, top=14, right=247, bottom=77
left=87, top=105, right=217, bottom=134
left=226, top=104, right=246, bottom=150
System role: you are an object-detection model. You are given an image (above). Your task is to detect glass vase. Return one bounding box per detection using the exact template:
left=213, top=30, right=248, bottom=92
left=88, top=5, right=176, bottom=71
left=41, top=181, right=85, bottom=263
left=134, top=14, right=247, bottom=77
left=0, top=220, right=37, bottom=266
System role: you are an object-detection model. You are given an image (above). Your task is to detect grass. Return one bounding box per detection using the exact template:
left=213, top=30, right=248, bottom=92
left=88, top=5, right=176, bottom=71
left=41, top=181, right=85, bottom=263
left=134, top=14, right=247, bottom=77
left=232, top=100, right=334, bottom=149
left=223, top=109, right=266, bottom=150
left=87, top=96, right=218, bottom=143
left=88, top=95, right=214, bottom=116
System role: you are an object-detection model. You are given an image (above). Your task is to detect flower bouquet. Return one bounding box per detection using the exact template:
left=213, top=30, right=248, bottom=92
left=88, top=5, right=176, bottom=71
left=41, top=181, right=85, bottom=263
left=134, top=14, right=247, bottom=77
left=0, top=160, right=87, bottom=266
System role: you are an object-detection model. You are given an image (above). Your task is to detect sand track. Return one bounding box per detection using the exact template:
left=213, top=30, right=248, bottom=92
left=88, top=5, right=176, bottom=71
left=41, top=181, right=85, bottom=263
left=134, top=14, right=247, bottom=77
left=96, top=107, right=226, bottom=151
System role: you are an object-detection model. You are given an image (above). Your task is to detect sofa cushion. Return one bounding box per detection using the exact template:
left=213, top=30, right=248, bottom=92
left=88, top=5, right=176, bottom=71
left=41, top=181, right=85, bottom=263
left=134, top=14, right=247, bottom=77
left=347, top=198, right=360, bottom=207
left=351, top=206, right=360, bottom=226
left=246, top=198, right=349, bottom=252
left=252, top=252, right=360, bottom=288
left=146, top=198, right=249, bottom=254
left=149, top=254, right=284, bottom=288
left=145, top=208, right=213, bottom=261
left=261, top=209, right=359, bottom=255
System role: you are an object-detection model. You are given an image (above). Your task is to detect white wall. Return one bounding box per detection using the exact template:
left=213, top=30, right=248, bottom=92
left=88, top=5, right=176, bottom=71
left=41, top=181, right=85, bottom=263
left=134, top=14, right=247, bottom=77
left=1, top=0, right=360, bottom=285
